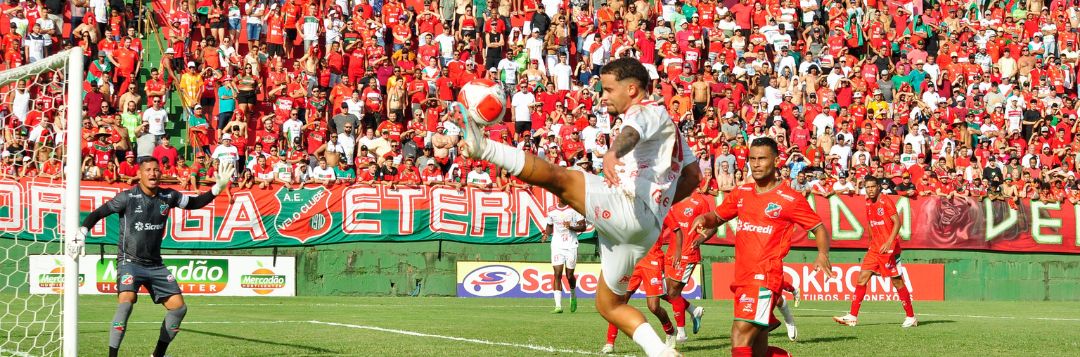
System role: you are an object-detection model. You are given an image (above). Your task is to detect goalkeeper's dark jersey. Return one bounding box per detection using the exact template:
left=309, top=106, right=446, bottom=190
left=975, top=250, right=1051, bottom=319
left=82, top=187, right=192, bottom=266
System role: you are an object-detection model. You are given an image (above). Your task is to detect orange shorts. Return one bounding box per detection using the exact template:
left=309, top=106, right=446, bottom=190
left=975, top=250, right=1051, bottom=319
left=665, top=261, right=697, bottom=284
left=732, top=285, right=780, bottom=327
left=861, top=251, right=902, bottom=278
left=628, top=259, right=665, bottom=297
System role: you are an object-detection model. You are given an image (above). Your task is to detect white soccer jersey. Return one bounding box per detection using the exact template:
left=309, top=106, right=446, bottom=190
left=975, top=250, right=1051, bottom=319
left=546, top=205, right=584, bottom=250
left=613, top=102, right=694, bottom=221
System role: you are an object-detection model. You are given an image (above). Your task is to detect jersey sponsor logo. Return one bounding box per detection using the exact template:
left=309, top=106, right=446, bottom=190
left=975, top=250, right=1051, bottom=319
left=274, top=186, right=333, bottom=243
left=462, top=265, right=520, bottom=297
left=737, top=221, right=775, bottom=235
left=166, top=274, right=175, bottom=282
left=134, top=206, right=143, bottom=213
left=738, top=293, right=755, bottom=303
left=134, top=222, right=165, bottom=231
left=778, top=192, right=796, bottom=202
left=764, top=202, right=782, bottom=218
left=869, top=219, right=887, bottom=227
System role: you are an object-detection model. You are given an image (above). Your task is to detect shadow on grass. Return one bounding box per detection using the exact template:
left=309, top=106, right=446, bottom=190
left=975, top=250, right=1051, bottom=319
left=794, top=335, right=858, bottom=343
left=680, top=342, right=730, bottom=352
left=914, top=319, right=956, bottom=326
left=184, top=328, right=337, bottom=354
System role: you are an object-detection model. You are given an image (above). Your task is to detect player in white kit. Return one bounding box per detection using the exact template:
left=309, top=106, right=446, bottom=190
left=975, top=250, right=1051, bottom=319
left=543, top=199, right=586, bottom=314
left=445, top=58, right=701, bottom=357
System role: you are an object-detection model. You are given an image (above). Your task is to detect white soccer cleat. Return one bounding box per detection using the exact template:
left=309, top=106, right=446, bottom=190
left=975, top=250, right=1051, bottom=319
left=675, top=333, right=688, bottom=343
left=690, top=306, right=704, bottom=334
left=902, top=316, right=918, bottom=328
left=659, top=347, right=683, bottom=357
left=665, top=334, right=677, bottom=348
left=833, top=313, right=858, bottom=327
left=786, top=322, right=798, bottom=341
left=453, top=102, right=487, bottom=159
left=600, top=343, right=614, bottom=354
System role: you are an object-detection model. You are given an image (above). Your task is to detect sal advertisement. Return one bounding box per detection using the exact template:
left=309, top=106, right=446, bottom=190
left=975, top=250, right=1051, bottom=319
left=457, top=261, right=704, bottom=299
left=28, top=255, right=295, bottom=296
left=710, top=263, right=944, bottom=301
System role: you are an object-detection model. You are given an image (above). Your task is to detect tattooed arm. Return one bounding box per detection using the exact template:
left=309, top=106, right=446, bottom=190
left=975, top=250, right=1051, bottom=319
left=601, top=127, right=641, bottom=185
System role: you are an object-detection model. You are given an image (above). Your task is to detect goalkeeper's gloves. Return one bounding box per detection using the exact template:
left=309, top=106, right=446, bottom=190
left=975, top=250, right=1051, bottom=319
left=212, top=164, right=237, bottom=195
left=67, top=227, right=87, bottom=258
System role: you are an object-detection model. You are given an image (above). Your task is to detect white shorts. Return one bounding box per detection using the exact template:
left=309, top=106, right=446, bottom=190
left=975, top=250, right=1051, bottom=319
left=583, top=173, right=662, bottom=295
left=551, top=247, right=578, bottom=269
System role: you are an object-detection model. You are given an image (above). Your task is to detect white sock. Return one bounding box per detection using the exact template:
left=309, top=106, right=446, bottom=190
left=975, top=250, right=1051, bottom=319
left=479, top=140, right=525, bottom=175
left=779, top=298, right=795, bottom=324
left=631, top=323, right=668, bottom=357
left=676, top=326, right=686, bottom=337
left=686, top=302, right=698, bottom=315
left=554, top=290, right=562, bottom=308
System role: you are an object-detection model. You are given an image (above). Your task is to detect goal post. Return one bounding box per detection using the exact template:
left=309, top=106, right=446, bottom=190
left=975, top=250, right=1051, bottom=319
left=63, top=47, right=85, bottom=357
left=0, top=46, right=83, bottom=357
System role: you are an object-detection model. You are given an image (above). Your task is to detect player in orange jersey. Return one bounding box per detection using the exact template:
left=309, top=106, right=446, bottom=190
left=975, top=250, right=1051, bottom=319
left=691, top=137, right=835, bottom=357
left=833, top=176, right=918, bottom=328
left=663, top=192, right=709, bottom=343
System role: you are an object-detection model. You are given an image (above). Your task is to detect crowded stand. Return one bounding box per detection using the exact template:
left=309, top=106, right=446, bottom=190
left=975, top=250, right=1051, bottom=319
left=1, top=0, right=1079, bottom=205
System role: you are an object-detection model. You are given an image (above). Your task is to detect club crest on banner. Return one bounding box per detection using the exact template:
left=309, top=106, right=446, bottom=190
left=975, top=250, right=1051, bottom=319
left=274, top=186, right=333, bottom=243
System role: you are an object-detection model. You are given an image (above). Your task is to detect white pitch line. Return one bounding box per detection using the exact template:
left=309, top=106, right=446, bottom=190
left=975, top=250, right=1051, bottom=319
left=308, top=320, right=608, bottom=356
left=798, top=308, right=1080, bottom=322
left=204, top=303, right=555, bottom=309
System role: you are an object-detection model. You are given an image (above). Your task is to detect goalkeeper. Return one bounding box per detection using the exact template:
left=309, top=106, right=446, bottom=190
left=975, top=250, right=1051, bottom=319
left=75, top=157, right=234, bottom=357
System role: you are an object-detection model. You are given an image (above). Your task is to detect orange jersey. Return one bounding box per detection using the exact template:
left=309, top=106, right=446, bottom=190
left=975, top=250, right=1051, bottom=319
left=714, top=183, right=823, bottom=292
left=662, top=192, right=711, bottom=263
left=865, top=197, right=900, bottom=254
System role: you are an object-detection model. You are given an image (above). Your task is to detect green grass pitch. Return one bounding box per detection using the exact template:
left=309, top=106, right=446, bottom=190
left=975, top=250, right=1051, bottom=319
left=58, top=295, right=1079, bottom=356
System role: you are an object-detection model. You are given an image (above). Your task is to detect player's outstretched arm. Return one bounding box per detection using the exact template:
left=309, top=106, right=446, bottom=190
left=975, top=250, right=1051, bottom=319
left=810, top=224, right=836, bottom=278
left=181, top=165, right=236, bottom=210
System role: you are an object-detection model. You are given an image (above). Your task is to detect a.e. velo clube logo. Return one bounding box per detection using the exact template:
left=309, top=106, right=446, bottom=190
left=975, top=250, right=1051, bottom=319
left=274, top=186, right=333, bottom=243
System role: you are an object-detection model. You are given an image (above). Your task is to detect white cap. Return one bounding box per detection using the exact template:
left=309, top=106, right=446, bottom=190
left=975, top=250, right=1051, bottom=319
left=221, top=133, right=233, bottom=141
left=187, top=61, right=196, bottom=68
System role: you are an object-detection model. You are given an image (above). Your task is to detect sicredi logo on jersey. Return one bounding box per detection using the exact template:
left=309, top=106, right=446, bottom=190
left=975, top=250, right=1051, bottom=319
left=462, top=265, right=520, bottom=297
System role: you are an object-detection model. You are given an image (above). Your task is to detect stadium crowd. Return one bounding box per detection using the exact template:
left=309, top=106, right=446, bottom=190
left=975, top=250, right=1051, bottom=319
left=1, top=0, right=1080, bottom=205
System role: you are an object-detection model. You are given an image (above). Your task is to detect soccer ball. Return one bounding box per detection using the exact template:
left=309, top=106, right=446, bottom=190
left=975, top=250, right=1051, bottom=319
left=457, top=79, right=507, bottom=126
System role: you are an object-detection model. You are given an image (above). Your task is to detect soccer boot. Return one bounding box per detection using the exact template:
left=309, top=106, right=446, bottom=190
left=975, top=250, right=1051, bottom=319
left=454, top=102, right=487, bottom=159
left=902, top=316, right=918, bottom=328
left=665, top=334, right=677, bottom=348
left=690, top=306, right=704, bottom=334
left=675, top=333, right=688, bottom=343
left=600, top=344, right=614, bottom=354
left=786, top=322, right=798, bottom=341
left=570, top=294, right=578, bottom=313
left=550, top=307, right=563, bottom=314
left=833, top=313, right=858, bottom=327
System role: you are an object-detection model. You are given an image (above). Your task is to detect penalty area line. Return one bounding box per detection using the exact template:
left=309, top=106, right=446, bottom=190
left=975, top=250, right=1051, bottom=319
left=308, top=320, right=608, bottom=355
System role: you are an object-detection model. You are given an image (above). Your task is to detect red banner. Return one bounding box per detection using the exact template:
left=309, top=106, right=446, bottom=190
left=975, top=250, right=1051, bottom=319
left=710, top=263, right=944, bottom=301
left=706, top=194, right=1080, bottom=254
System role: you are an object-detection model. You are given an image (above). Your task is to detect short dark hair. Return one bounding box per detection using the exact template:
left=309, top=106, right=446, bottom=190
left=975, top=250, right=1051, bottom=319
left=749, top=137, right=779, bottom=155
left=864, top=175, right=882, bottom=185
left=137, top=156, right=160, bottom=167
left=599, top=57, right=651, bottom=93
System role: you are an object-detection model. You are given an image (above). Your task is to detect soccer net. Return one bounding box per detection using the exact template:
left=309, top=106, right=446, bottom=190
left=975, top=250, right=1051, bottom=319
left=0, top=47, right=84, bottom=357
